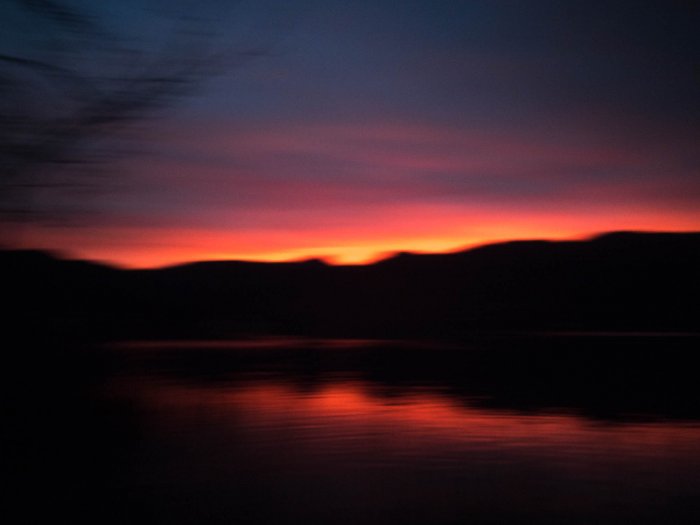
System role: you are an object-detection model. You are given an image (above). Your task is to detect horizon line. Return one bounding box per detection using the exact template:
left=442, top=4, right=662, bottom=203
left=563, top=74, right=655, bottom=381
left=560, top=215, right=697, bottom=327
left=5, top=229, right=699, bottom=271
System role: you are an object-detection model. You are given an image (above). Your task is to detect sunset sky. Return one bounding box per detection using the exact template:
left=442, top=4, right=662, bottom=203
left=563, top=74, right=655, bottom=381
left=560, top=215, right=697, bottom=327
left=4, top=0, right=699, bottom=267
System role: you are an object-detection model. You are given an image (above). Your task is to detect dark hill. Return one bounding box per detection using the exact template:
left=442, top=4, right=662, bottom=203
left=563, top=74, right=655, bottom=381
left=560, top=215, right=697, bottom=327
left=4, top=231, right=699, bottom=340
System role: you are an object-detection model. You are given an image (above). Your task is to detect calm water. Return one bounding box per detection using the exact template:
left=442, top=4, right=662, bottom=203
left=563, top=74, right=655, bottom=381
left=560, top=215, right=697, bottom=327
left=89, top=338, right=700, bottom=524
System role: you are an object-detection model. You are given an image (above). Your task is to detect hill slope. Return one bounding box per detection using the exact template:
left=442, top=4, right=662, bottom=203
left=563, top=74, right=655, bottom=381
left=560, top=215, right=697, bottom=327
left=4, top=232, right=699, bottom=339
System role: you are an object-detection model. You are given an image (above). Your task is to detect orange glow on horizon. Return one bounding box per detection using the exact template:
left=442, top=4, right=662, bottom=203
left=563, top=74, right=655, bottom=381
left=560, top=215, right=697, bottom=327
left=10, top=205, right=700, bottom=268
left=4, top=119, right=699, bottom=268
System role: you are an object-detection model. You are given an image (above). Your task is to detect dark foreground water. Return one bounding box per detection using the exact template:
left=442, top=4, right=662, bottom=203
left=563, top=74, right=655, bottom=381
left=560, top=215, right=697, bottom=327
left=10, top=337, right=700, bottom=524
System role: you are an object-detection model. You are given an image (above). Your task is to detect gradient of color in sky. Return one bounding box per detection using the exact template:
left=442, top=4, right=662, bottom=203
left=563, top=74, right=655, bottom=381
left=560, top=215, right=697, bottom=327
left=4, top=0, right=700, bottom=266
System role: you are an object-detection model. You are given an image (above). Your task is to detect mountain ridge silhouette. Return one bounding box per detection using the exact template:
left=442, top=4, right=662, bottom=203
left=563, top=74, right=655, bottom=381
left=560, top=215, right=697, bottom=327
left=4, top=231, right=699, bottom=340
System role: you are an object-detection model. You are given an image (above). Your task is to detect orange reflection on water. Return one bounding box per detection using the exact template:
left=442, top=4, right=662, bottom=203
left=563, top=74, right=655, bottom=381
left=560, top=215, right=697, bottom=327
left=128, top=378, right=700, bottom=461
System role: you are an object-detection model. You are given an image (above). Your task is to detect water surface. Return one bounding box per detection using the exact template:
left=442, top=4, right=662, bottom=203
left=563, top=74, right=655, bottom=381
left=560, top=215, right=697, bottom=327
left=94, top=337, right=700, bottom=524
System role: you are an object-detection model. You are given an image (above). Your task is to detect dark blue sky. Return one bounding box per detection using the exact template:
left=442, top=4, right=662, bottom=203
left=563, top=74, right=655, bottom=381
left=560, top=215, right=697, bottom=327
left=190, top=1, right=699, bottom=124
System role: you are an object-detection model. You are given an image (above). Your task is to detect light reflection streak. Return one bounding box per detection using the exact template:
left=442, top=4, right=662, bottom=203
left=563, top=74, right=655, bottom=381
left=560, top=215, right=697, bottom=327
left=121, top=377, right=700, bottom=463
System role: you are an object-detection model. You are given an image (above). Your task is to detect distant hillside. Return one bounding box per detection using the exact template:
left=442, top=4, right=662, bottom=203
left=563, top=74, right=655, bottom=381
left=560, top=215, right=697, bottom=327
left=4, top=231, right=699, bottom=340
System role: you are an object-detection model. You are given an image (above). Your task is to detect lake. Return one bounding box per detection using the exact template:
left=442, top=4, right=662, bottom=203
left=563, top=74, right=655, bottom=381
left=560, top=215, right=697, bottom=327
left=14, top=337, right=700, bottom=524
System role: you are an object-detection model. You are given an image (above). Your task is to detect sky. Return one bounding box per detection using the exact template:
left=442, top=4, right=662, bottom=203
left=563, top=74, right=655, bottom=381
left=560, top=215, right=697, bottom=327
left=3, top=0, right=700, bottom=266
